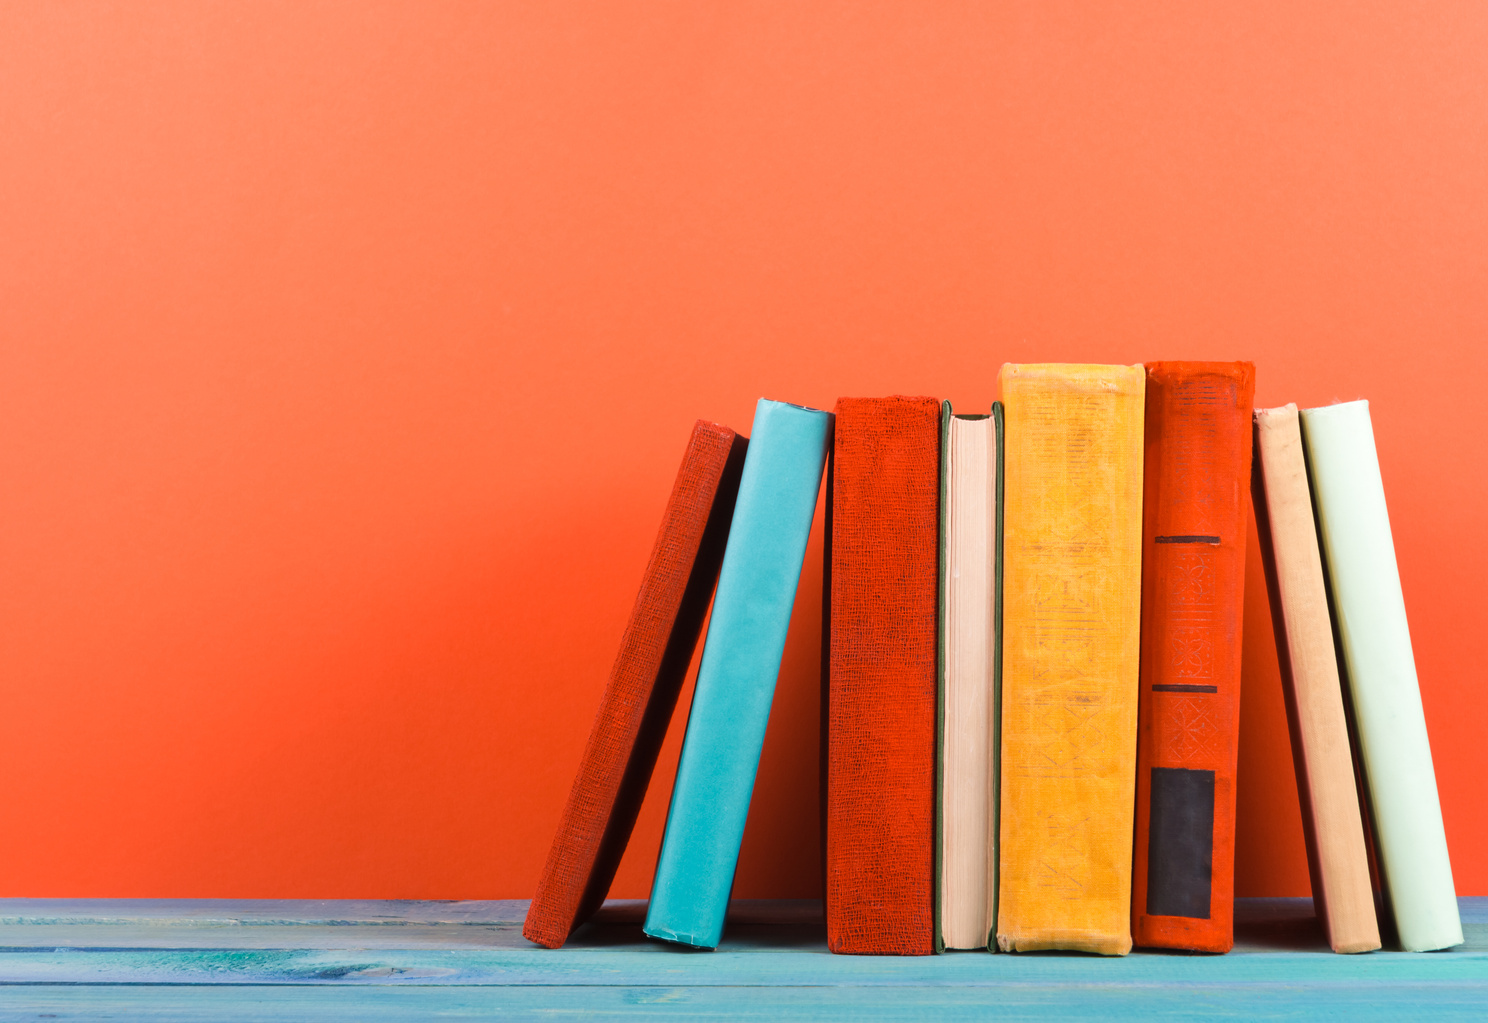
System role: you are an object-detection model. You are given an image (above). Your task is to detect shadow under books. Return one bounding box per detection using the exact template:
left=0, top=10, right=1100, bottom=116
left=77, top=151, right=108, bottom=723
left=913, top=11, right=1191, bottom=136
left=564, top=898, right=1345, bottom=954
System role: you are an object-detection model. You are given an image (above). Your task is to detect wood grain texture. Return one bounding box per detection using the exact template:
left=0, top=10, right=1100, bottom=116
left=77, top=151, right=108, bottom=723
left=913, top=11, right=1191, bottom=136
left=0, top=900, right=1481, bottom=1020
left=0, top=899, right=1481, bottom=1021
left=1, top=983, right=1487, bottom=1023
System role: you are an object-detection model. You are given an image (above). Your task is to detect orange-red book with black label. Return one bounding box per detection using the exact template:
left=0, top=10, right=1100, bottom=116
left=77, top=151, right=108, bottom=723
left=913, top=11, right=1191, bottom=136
left=523, top=421, right=746, bottom=949
left=825, top=396, right=940, bottom=955
left=1131, top=362, right=1255, bottom=952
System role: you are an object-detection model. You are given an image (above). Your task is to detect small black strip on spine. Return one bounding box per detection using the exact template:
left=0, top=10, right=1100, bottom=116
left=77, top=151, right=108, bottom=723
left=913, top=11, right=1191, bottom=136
left=1154, top=535, right=1221, bottom=544
left=1153, top=684, right=1218, bottom=693
left=1147, top=767, right=1216, bottom=919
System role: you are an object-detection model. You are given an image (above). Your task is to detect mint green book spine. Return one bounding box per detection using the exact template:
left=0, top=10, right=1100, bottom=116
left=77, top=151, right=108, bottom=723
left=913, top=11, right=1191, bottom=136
left=1300, top=400, right=1462, bottom=952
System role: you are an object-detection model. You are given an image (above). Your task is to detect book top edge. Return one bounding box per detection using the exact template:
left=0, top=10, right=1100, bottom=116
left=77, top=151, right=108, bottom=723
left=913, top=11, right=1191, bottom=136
left=999, top=363, right=1144, bottom=392
left=689, top=419, right=738, bottom=439
left=834, top=394, right=941, bottom=405
left=758, top=397, right=833, bottom=417
left=1000, top=362, right=1143, bottom=374
left=1255, top=403, right=1299, bottom=419
left=1144, top=360, right=1256, bottom=376
left=1299, top=399, right=1370, bottom=420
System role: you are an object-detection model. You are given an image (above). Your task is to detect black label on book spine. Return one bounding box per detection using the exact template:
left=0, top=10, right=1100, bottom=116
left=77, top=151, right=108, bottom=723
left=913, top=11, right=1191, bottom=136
left=1147, top=767, right=1215, bottom=919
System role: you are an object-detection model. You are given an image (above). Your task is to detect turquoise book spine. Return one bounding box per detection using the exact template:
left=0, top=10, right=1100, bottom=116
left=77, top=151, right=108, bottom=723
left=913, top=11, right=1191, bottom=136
left=643, top=399, right=833, bottom=949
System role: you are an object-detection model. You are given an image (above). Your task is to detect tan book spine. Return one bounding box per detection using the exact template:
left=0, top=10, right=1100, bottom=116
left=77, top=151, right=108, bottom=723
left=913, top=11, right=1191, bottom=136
left=1252, top=405, right=1380, bottom=954
left=996, top=363, right=1144, bottom=956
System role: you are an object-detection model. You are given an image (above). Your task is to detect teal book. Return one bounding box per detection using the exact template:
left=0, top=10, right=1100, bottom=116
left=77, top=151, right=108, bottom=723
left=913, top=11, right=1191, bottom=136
left=644, top=398, right=834, bottom=949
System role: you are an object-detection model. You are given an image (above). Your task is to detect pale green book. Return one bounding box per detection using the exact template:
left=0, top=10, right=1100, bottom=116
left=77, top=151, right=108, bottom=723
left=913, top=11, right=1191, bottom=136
left=1300, top=400, right=1462, bottom=952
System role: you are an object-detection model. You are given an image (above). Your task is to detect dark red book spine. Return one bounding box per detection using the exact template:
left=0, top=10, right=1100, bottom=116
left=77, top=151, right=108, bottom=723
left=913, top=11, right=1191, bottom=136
left=825, top=396, right=940, bottom=955
left=523, top=421, right=746, bottom=948
left=1131, top=362, right=1255, bottom=952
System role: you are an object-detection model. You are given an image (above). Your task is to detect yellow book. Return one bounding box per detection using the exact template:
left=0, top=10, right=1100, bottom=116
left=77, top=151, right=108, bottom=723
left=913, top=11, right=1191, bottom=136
left=996, top=363, right=1144, bottom=955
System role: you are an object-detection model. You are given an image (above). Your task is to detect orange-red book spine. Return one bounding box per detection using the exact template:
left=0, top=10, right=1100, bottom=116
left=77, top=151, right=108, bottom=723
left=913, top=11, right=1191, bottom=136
left=523, top=421, right=746, bottom=949
left=825, top=396, right=940, bottom=955
left=1131, top=363, right=1255, bottom=952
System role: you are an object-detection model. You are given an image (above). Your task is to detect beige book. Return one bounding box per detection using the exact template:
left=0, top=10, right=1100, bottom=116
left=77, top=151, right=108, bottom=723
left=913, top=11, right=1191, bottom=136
left=938, top=408, right=998, bottom=950
left=1252, top=405, right=1380, bottom=954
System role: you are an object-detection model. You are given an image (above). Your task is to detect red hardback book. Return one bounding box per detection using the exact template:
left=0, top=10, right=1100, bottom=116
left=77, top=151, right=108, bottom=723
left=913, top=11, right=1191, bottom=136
left=825, top=396, right=940, bottom=955
left=523, top=421, right=746, bottom=949
left=1131, top=362, right=1255, bottom=952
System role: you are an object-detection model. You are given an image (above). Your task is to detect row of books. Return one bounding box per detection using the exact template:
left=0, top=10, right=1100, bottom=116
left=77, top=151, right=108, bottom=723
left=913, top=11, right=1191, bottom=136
left=525, top=362, right=1461, bottom=956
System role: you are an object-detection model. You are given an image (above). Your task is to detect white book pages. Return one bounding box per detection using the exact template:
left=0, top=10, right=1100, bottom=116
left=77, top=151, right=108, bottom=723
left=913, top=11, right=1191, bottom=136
left=1300, top=400, right=1462, bottom=952
left=940, top=414, right=996, bottom=949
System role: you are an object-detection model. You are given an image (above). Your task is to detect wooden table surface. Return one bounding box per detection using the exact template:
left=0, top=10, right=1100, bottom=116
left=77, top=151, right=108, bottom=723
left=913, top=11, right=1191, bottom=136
left=0, top=897, right=1481, bottom=1020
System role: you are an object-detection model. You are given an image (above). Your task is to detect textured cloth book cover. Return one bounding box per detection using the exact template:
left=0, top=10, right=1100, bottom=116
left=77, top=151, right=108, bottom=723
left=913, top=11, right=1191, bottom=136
left=1252, top=405, right=1380, bottom=954
left=996, top=363, right=1145, bottom=956
left=644, top=399, right=833, bottom=950
left=523, top=421, right=746, bottom=949
left=824, top=396, right=940, bottom=956
left=1301, top=401, right=1462, bottom=952
left=1130, top=362, right=1254, bottom=953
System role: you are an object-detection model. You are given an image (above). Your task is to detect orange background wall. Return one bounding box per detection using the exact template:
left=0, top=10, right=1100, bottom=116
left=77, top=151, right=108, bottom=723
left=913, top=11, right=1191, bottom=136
left=1, top=3, right=1484, bottom=899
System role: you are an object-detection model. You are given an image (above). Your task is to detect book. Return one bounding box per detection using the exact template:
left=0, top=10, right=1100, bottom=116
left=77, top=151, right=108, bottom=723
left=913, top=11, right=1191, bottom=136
left=823, top=396, right=941, bottom=956
left=996, top=363, right=1145, bottom=956
left=1130, top=362, right=1254, bottom=953
left=1251, top=404, right=1380, bottom=954
left=936, top=402, right=1004, bottom=951
left=523, top=420, right=747, bottom=949
left=643, top=398, right=833, bottom=949
left=1299, top=400, right=1462, bottom=952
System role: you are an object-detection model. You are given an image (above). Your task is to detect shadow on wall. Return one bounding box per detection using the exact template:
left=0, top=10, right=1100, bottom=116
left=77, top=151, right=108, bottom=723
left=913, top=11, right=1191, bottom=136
left=1235, top=495, right=1311, bottom=898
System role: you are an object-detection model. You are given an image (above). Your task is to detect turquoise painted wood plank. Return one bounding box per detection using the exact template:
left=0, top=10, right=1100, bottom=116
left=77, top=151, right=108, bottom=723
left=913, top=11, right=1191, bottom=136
left=0, top=899, right=822, bottom=951
left=0, top=942, right=1482, bottom=986
left=1, top=982, right=1486, bottom=1022
left=0, top=898, right=534, bottom=924
left=0, top=897, right=1478, bottom=1023
left=0, top=899, right=1480, bottom=988
left=0, top=897, right=1477, bottom=952
left=0, top=897, right=784, bottom=927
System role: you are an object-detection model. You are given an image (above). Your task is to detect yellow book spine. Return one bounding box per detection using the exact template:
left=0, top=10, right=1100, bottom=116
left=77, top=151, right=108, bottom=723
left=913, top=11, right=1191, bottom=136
left=996, top=363, right=1145, bottom=955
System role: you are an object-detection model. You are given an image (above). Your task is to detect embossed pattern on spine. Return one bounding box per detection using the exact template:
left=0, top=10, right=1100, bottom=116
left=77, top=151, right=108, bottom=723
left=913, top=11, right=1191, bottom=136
left=1131, top=362, right=1254, bottom=953
left=996, top=364, right=1144, bottom=956
left=826, top=396, right=940, bottom=956
left=523, top=422, right=744, bottom=949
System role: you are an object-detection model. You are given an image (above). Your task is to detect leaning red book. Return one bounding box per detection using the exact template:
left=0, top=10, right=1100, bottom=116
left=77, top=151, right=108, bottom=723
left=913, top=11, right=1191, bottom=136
left=523, top=421, right=746, bottom=949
